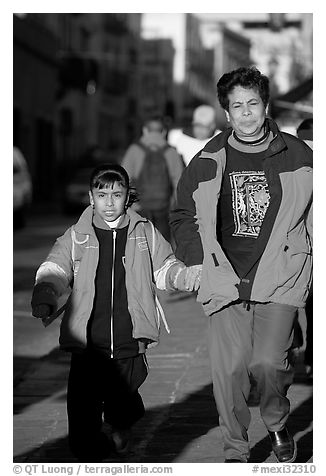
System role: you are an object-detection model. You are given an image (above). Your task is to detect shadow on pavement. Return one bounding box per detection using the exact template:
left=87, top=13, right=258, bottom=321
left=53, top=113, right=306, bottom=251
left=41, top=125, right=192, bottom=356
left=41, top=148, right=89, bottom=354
left=14, top=348, right=70, bottom=415
left=14, top=374, right=313, bottom=463
left=14, top=383, right=218, bottom=463
left=249, top=396, right=313, bottom=463
left=14, top=325, right=313, bottom=463
left=14, top=266, right=38, bottom=292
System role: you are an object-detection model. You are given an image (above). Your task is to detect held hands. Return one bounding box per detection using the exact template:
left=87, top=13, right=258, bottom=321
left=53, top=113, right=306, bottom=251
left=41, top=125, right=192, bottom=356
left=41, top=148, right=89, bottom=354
left=173, top=264, right=202, bottom=292
left=184, top=264, right=202, bottom=291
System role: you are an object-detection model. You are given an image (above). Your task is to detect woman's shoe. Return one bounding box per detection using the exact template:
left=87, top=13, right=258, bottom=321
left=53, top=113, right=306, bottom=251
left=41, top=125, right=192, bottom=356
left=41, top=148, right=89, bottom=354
left=268, top=427, right=297, bottom=463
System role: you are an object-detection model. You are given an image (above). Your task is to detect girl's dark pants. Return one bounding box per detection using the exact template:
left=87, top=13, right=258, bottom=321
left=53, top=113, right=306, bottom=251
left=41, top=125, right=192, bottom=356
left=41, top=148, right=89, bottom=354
left=67, top=351, right=148, bottom=462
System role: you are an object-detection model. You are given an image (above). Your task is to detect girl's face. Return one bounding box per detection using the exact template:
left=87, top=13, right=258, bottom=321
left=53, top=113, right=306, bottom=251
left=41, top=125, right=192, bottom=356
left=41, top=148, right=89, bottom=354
left=89, top=181, right=129, bottom=222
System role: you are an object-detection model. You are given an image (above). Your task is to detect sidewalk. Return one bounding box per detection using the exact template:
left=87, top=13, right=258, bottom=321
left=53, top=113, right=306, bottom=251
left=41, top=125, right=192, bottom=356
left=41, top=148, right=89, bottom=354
left=13, top=291, right=313, bottom=464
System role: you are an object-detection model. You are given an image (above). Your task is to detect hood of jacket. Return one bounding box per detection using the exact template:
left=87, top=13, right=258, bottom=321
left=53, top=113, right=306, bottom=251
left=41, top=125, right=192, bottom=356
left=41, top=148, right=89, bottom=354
left=202, top=118, right=287, bottom=158
left=73, top=205, right=148, bottom=237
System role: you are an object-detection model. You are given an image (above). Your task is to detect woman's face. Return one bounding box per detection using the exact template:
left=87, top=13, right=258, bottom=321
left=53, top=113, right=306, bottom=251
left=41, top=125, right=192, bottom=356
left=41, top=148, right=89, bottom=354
left=89, top=181, right=129, bottom=222
left=225, top=85, right=268, bottom=141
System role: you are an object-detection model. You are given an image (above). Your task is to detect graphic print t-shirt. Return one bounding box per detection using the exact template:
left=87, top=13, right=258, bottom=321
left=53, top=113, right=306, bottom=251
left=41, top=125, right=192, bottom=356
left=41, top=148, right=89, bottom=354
left=216, top=142, right=271, bottom=278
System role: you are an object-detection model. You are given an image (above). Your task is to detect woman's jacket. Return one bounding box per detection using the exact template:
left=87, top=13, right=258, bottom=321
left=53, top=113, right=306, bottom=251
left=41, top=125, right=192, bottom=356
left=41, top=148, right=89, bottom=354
left=170, top=118, right=313, bottom=315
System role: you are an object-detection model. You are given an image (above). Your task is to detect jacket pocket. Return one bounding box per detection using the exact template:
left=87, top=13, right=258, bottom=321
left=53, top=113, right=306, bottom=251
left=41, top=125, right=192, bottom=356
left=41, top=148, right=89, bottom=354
left=277, top=238, right=312, bottom=289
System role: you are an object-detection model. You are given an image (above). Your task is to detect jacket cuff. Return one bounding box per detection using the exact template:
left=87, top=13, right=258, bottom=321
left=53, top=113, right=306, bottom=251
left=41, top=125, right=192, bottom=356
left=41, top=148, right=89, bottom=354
left=31, top=282, right=57, bottom=311
left=166, top=262, right=186, bottom=290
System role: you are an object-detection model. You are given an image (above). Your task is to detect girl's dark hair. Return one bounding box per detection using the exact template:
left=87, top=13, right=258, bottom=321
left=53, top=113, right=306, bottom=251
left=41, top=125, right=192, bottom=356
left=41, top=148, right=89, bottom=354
left=216, top=66, right=270, bottom=111
left=89, top=163, right=138, bottom=207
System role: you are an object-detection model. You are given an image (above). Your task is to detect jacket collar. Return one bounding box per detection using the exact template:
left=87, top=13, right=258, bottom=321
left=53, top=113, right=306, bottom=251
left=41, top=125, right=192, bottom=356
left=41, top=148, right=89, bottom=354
left=73, top=206, right=95, bottom=235
left=92, top=211, right=130, bottom=230
left=126, top=208, right=148, bottom=235
left=73, top=205, right=148, bottom=236
left=200, top=118, right=287, bottom=158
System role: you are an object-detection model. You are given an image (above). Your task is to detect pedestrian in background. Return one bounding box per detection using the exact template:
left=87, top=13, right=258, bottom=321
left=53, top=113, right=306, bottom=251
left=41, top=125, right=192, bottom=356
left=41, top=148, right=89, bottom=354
left=297, top=118, right=313, bottom=378
left=121, top=115, right=184, bottom=242
left=168, top=104, right=221, bottom=167
left=170, top=66, right=313, bottom=463
left=31, top=163, right=189, bottom=462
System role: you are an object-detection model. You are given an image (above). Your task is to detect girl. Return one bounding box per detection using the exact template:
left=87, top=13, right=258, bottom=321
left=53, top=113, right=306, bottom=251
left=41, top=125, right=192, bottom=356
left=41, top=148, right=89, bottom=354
left=31, top=163, right=188, bottom=462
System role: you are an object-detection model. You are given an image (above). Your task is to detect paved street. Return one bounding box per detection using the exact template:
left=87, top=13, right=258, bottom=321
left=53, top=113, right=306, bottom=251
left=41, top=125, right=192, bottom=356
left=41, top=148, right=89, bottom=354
left=13, top=211, right=313, bottom=464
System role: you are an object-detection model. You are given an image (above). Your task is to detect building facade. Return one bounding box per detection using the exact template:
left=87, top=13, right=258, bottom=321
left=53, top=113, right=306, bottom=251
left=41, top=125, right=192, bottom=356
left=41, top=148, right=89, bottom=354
left=141, top=13, right=218, bottom=127
left=13, top=13, right=143, bottom=204
left=139, top=38, right=175, bottom=121
left=13, top=14, right=58, bottom=201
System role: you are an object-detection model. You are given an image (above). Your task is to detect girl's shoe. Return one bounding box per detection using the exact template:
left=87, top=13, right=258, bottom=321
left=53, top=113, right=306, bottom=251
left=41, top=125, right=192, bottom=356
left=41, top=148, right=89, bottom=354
left=112, top=428, right=131, bottom=455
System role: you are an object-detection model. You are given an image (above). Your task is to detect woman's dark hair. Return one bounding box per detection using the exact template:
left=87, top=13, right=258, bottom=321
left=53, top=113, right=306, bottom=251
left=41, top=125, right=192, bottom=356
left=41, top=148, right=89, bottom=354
left=216, top=66, right=270, bottom=111
left=297, top=118, right=313, bottom=133
left=89, top=163, right=138, bottom=207
left=297, top=117, right=313, bottom=141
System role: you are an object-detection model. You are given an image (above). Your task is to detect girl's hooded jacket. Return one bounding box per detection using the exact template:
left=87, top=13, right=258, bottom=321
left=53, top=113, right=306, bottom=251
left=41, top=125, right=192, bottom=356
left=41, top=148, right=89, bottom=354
left=31, top=207, right=185, bottom=353
left=170, top=118, right=313, bottom=315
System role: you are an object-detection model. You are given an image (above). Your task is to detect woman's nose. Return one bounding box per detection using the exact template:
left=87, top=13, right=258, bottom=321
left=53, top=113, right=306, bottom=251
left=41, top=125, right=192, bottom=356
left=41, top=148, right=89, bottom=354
left=243, top=105, right=251, bottom=116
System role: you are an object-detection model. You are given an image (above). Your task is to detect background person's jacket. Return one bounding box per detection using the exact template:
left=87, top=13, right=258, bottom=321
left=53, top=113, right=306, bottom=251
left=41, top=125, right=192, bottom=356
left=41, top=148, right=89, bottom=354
left=167, top=127, right=220, bottom=167
left=31, top=207, right=185, bottom=353
left=170, top=118, right=313, bottom=315
left=122, top=131, right=184, bottom=209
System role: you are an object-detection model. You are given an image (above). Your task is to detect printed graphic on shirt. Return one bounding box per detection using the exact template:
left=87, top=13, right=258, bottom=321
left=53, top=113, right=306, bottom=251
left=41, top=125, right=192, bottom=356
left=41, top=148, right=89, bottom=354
left=230, top=171, right=270, bottom=238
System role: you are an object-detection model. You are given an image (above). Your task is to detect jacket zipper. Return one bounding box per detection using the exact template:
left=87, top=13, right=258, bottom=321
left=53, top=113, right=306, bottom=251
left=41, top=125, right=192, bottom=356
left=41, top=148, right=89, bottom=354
left=110, top=229, right=117, bottom=358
